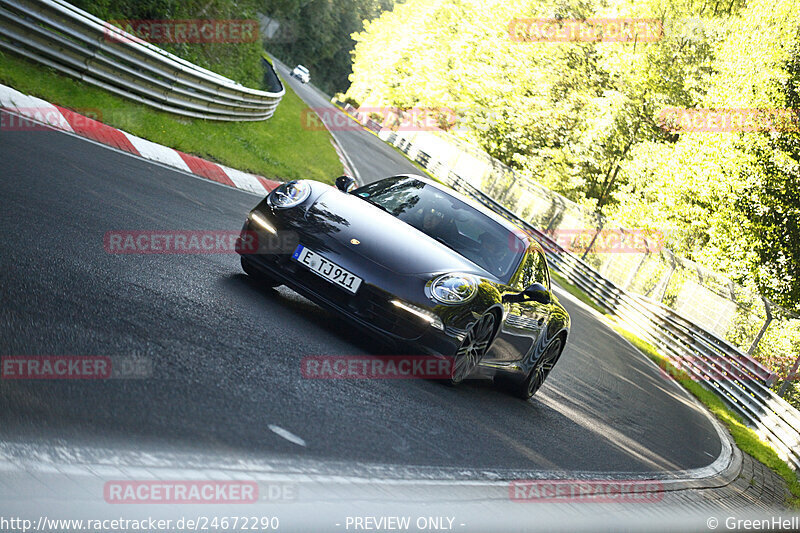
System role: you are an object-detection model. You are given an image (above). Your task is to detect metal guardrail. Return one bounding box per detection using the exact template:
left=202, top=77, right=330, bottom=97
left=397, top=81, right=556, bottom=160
left=0, top=0, right=284, bottom=121
left=330, top=97, right=800, bottom=472
left=368, top=128, right=800, bottom=472
left=450, top=173, right=800, bottom=472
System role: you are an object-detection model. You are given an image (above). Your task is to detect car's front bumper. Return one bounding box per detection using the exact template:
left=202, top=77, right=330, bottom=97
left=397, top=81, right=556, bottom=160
left=238, top=226, right=463, bottom=358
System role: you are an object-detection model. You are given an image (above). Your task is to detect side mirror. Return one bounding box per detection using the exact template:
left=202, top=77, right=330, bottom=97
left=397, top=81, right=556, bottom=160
left=335, top=175, right=356, bottom=193
left=523, top=283, right=551, bottom=304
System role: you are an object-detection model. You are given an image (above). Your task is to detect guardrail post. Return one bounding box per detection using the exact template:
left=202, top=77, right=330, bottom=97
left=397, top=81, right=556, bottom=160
left=748, top=297, right=773, bottom=356
left=656, top=255, right=675, bottom=303
left=545, top=200, right=565, bottom=232
left=580, top=213, right=604, bottom=260
left=496, top=175, right=513, bottom=204
left=624, top=239, right=650, bottom=291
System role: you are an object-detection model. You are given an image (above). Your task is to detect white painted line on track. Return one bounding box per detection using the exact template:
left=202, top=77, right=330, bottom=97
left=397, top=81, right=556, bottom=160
left=269, top=425, right=307, bottom=447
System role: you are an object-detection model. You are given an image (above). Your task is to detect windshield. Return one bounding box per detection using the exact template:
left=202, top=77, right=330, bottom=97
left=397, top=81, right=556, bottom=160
left=353, top=177, right=525, bottom=280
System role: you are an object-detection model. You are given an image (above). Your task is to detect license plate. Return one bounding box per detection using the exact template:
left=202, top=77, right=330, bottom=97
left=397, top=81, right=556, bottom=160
left=292, top=245, right=362, bottom=294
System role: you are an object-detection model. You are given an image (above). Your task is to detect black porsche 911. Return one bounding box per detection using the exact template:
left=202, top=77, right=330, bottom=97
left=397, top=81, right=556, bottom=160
left=237, top=174, right=570, bottom=399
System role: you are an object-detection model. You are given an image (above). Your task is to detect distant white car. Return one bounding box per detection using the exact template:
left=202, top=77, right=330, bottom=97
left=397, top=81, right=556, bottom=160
left=291, top=65, right=310, bottom=84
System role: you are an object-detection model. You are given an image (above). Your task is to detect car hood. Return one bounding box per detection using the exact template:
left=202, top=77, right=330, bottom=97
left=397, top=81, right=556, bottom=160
left=300, top=188, right=490, bottom=277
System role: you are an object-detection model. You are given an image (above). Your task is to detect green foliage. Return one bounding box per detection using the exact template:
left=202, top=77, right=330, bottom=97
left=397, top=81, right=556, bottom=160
left=72, top=0, right=264, bottom=87
left=0, top=52, right=343, bottom=183
left=261, top=0, right=398, bottom=94
left=735, top=42, right=800, bottom=310
left=347, top=0, right=723, bottom=209
left=346, top=0, right=800, bottom=314
left=333, top=92, right=361, bottom=108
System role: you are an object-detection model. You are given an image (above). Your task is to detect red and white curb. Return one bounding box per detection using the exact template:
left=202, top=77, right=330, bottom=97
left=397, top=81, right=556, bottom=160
left=0, top=83, right=280, bottom=195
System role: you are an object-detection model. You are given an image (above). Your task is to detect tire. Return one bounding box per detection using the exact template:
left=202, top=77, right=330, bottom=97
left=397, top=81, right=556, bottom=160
left=240, top=256, right=281, bottom=287
left=501, top=336, right=564, bottom=400
left=447, top=313, right=496, bottom=385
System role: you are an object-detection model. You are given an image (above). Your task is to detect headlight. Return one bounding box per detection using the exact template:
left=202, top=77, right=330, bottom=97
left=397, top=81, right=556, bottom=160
left=429, top=273, right=478, bottom=304
left=269, top=180, right=311, bottom=208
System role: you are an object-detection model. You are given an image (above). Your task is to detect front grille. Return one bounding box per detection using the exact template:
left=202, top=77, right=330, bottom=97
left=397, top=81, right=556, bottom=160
left=356, top=286, right=429, bottom=340
left=262, top=255, right=431, bottom=340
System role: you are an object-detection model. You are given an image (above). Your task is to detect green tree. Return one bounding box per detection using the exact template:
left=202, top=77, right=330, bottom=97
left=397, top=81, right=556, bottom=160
left=736, top=40, right=800, bottom=311
left=263, top=0, right=397, bottom=93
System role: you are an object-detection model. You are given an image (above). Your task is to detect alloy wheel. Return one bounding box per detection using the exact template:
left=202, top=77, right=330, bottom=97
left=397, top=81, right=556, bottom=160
left=527, top=338, right=563, bottom=397
left=449, top=313, right=495, bottom=384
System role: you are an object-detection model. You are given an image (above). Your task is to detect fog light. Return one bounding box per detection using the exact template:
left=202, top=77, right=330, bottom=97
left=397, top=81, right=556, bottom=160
left=250, top=212, right=277, bottom=235
left=391, top=300, right=444, bottom=331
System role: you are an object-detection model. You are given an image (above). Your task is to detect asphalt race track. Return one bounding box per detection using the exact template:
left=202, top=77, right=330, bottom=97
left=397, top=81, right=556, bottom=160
left=273, top=59, right=423, bottom=184
left=0, top=93, right=721, bottom=480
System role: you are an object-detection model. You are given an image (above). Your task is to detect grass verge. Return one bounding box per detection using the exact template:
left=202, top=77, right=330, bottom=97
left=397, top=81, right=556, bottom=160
left=0, top=51, right=342, bottom=184
left=554, top=269, right=800, bottom=507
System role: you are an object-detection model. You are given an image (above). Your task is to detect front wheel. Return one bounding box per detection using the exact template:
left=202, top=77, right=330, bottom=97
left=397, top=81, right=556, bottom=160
left=241, top=256, right=281, bottom=287
left=447, top=313, right=496, bottom=385
left=502, top=336, right=564, bottom=400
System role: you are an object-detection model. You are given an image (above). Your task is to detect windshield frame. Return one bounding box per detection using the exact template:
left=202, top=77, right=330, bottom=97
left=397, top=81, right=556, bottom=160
left=352, top=177, right=527, bottom=282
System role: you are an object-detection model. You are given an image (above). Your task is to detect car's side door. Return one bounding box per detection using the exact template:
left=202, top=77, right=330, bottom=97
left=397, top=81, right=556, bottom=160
left=484, top=247, right=551, bottom=363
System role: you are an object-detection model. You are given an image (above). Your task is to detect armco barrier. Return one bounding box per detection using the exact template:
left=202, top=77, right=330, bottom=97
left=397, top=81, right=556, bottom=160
left=448, top=171, right=800, bottom=472
left=0, top=0, right=283, bottom=121
left=366, top=121, right=800, bottom=472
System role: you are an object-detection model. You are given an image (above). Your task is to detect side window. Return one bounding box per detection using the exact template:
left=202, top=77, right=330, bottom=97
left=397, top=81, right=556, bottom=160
left=516, top=251, right=537, bottom=290
left=534, top=251, right=550, bottom=288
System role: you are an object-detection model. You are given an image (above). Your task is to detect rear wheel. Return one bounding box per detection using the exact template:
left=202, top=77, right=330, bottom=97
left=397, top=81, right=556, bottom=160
left=241, top=256, right=281, bottom=287
left=447, top=313, right=496, bottom=385
left=501, top=337, right=564, bottom=400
